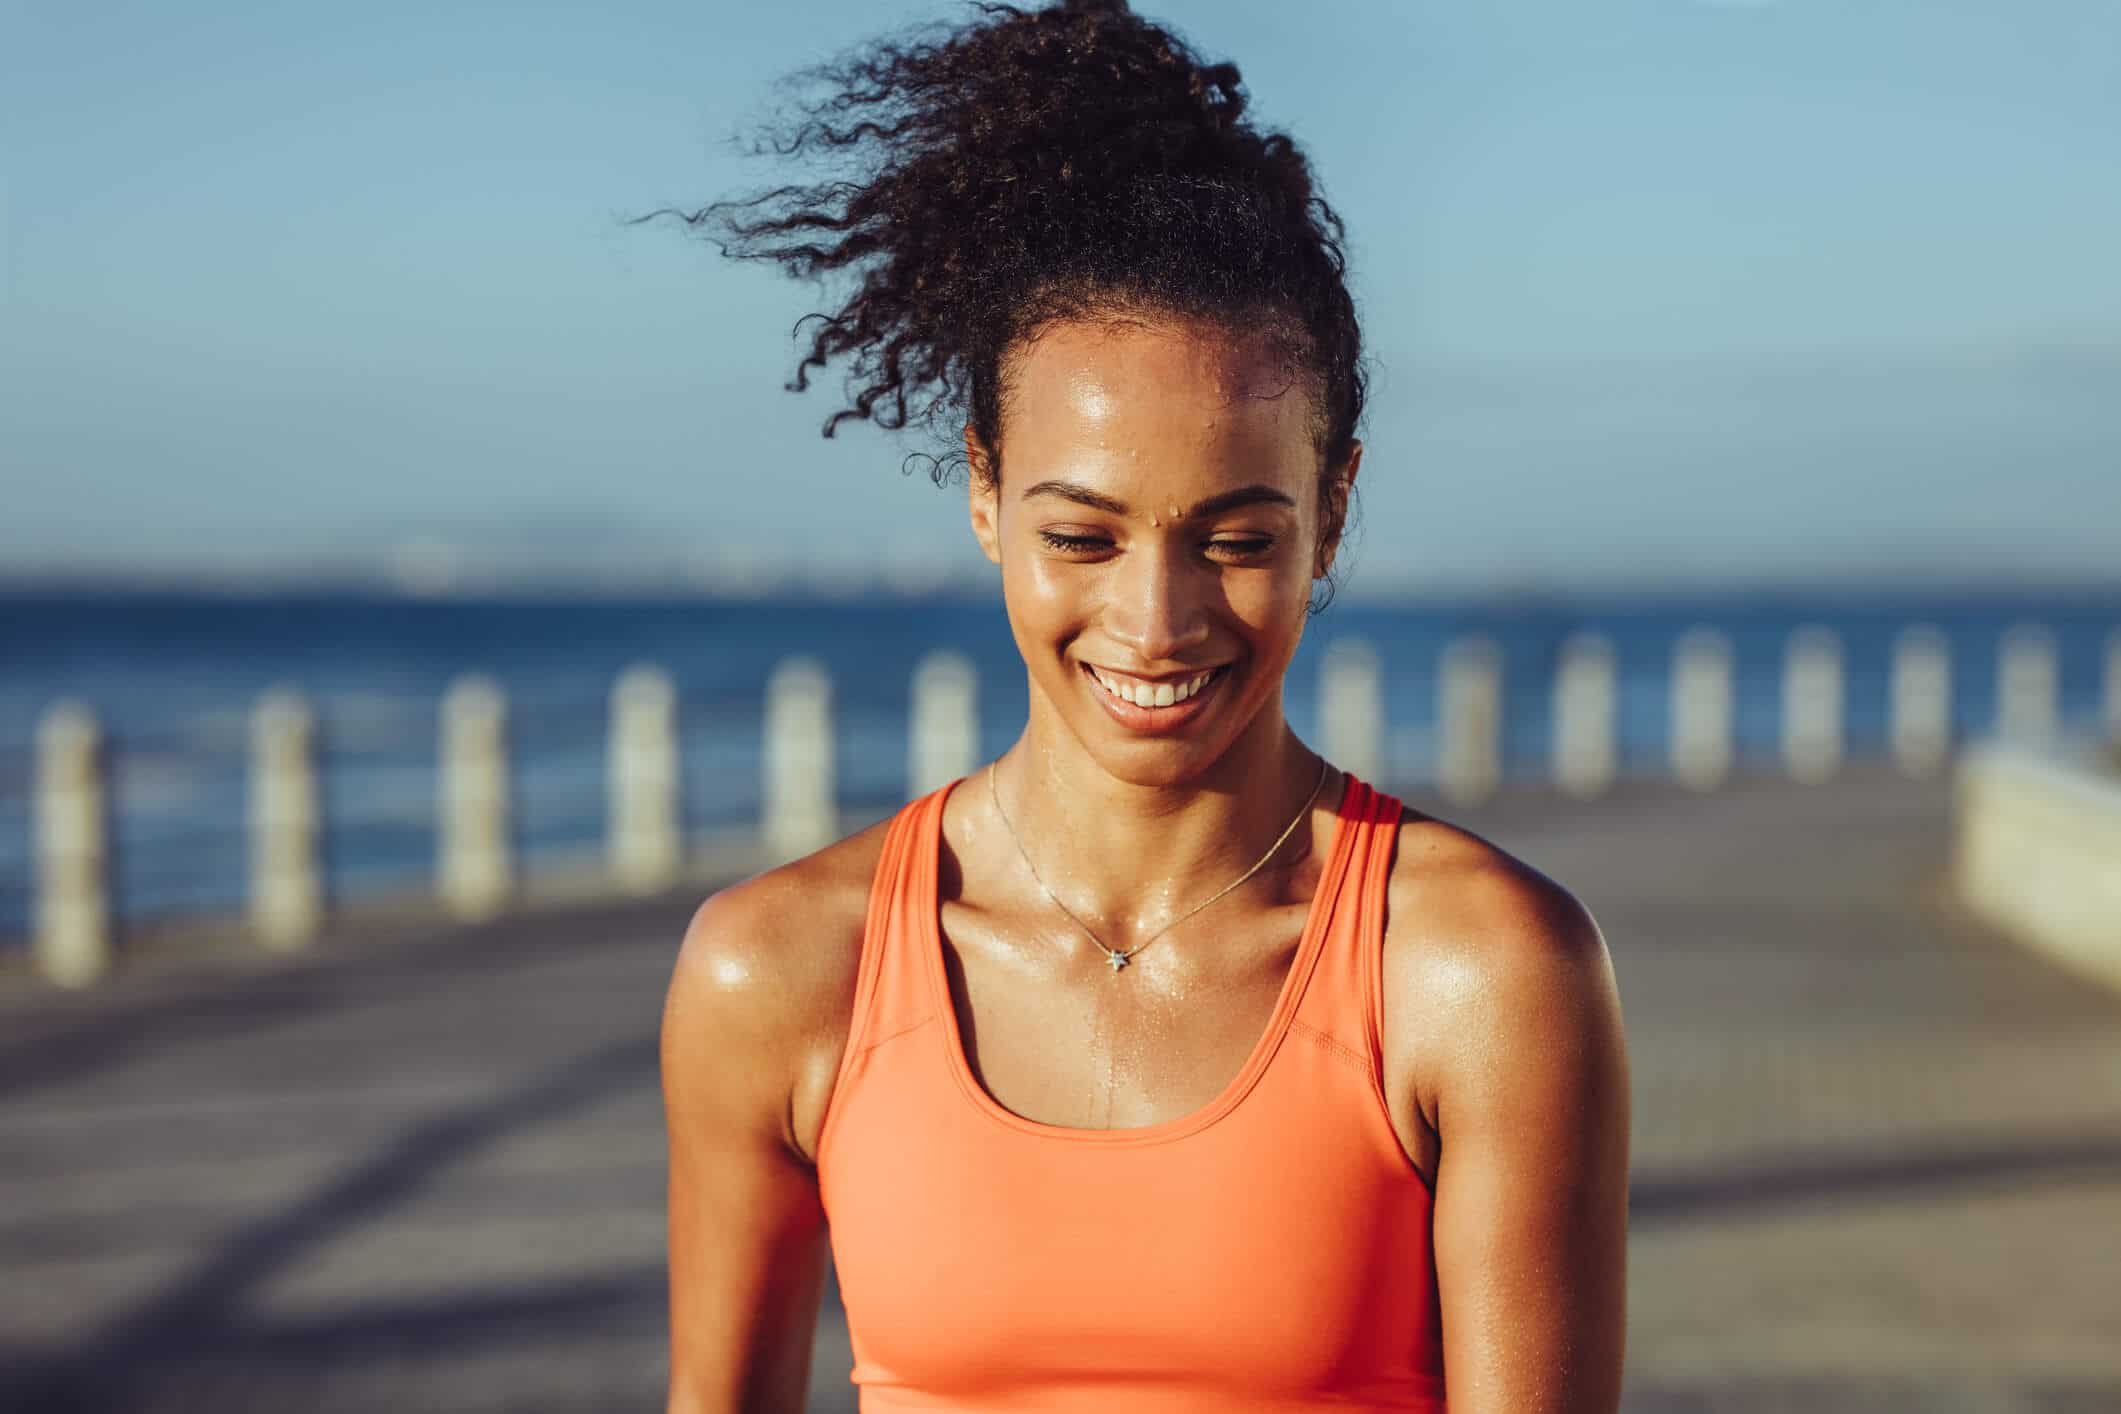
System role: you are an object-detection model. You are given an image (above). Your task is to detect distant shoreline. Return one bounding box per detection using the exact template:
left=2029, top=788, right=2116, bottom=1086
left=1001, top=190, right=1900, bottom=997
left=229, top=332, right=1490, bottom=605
left=4, top=572, right=2119, bottom=610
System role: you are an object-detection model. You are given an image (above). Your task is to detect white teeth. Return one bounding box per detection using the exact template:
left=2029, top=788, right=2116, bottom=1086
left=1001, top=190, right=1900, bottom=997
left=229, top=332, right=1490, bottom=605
left=1091, top=667, right=1217, bottom=708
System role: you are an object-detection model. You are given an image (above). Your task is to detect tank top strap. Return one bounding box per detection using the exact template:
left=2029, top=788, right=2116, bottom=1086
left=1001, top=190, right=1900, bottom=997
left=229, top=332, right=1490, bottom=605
left=1289, top=772, right=1405, bottom=1081
left=842, top=782, right=953, bottom=1066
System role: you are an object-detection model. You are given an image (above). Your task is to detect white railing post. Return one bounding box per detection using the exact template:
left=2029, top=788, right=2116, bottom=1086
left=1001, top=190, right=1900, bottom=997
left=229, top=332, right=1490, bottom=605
left=2106, top=629, right=2121, bottom=746
left=1669, top=629, right=1732, bottom=791
left=1782, top=627, right=1843, bottom=784
left=249, top=689, right=323, bottom=949
left=609, top=664, right=680, bottom=893
left=1320, top=639, right=1383, bottom=784
left=1552, top=634, right=1616, bottom=798
left=439, top=674, right=513, bottom=921
left=1439, top=638, right=1502, bottom=805
left=764, top=657, right=835, bottom=860
left=33, top=702, right=112, bottom=987
left=1889, top=626, right=1952, bottom=777
left=909, top=652, right=978, bottom=798
left=1997, top=623, right=2058, bottom=747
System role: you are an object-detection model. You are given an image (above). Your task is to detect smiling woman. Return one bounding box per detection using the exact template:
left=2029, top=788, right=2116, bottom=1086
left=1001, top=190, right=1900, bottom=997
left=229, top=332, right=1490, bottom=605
left=650, top=4, right=1629, bottom=1412
left=968, top=318, right=1343, bottom=781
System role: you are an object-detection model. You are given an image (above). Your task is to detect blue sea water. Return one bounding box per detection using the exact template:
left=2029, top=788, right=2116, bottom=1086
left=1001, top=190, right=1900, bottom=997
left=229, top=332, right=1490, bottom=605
left=1, top=587, right=2116, bottom=943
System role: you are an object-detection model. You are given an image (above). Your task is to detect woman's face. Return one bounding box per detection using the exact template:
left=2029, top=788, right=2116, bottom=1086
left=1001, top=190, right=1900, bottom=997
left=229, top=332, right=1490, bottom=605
left=968, top=315, right=1359, bottom=787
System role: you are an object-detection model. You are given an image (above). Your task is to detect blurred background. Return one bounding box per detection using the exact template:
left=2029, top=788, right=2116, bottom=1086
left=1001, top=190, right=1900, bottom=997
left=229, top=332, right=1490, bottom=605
left=3, top=1, right=2118, bottom=1410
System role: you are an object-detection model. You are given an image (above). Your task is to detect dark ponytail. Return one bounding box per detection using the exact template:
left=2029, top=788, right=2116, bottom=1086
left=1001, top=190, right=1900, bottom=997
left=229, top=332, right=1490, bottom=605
left=650, top=0, right=1366, bottom=597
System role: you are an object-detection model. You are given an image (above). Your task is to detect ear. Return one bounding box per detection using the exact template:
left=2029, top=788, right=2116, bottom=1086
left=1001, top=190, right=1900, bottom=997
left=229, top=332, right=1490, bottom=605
left=1314, top=439, right=1362, bottom=580
left=965, top=424, right=1003, bottom=567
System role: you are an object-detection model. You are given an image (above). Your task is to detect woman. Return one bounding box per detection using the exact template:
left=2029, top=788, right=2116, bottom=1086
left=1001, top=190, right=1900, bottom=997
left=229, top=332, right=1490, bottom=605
left=659, top=3, right=1629, bottom=1410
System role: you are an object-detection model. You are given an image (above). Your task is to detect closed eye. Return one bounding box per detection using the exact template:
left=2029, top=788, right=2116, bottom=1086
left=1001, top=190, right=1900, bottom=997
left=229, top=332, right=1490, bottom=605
left=1037, top=530, right=1109, bottom=553
left=1036, top=530, right=1279, bottom=560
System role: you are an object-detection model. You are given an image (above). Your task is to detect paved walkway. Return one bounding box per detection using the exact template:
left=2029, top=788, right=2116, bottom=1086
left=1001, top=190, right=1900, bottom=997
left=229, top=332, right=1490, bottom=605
left=2, top=770, right=2117, bottom=1411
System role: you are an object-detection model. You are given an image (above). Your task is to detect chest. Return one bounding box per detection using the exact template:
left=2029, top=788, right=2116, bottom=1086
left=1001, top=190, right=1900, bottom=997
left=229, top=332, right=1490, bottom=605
left=934, top=898, right=1311, bottom=1131
left=818, top=1012, right=1446, bottom=1409
left=929, top=899, right=1440, bottom=1180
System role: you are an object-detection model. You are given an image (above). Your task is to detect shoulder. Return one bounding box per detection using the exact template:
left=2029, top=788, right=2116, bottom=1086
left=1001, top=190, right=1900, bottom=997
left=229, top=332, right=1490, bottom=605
left=1380, top=809, right=1626, bottom=1132
left=1383, top=810, right=1608, bottom=976
left=1378, top=809, right=1631, bottom=1403
left=669, top=818, right=892, bottom=1033
left=660, top=813, right=900, bottom=1163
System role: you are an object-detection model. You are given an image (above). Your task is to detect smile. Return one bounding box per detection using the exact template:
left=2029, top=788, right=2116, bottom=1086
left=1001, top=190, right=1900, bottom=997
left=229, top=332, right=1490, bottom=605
left=1087, top=664, right=1223, bottom=707
left=1078, top=661, right=1231, bottom=733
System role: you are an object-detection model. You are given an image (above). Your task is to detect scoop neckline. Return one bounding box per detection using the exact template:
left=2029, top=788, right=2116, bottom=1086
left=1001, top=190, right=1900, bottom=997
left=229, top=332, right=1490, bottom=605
left=920, top=768, right=1362, bottom=1146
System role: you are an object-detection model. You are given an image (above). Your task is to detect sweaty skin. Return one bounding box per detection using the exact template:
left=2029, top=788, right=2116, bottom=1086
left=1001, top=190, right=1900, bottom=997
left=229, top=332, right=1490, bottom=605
left=661, top=315, right=1630, bottom=1414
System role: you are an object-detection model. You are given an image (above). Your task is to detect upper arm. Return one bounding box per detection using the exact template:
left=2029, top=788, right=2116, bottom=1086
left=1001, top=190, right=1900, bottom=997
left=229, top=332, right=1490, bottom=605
left=1418, top=865, right=1631, bottom=1413
left=661, top=882, right=835, bottom=1414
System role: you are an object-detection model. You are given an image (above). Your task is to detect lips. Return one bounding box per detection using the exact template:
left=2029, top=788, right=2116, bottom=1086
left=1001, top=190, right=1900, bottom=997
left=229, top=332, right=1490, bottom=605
left=1086, top=664, right=1220, bottom=708
left=1079, top=661, right=1231, bottom=734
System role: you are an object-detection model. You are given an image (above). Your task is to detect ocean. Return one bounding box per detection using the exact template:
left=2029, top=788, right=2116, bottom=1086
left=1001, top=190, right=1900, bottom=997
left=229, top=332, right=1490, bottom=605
left=2, top=587, right=2117, bottom=943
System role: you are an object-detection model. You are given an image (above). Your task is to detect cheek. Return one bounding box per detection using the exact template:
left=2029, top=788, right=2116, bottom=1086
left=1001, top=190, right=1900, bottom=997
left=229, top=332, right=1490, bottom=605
left=1231, top=559, right=1314, bottom=635
left=1004, top=551, right=1072, bottom=613
left=997, top=554, right=1086, bottom=660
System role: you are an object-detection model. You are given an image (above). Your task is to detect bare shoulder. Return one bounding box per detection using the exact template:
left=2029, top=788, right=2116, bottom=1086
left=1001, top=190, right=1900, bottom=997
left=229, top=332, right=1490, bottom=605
left=661, top=817, right=897, bottom=1165
left=1379, top=811, right=1632, bottom=1406
left=1381, top=811, right=1626, bottom=1130
left=1384, top=812, right=1609, bottom=974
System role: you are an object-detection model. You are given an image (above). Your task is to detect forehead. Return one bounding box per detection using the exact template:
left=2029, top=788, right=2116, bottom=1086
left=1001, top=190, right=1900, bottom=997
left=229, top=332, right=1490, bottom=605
left=1001, top=317, right=1319, bottom=483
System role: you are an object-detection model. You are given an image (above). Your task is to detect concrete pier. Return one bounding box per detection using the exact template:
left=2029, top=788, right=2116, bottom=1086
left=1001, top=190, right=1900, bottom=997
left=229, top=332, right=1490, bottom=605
left=2, top=773, right=2117, bottom=1412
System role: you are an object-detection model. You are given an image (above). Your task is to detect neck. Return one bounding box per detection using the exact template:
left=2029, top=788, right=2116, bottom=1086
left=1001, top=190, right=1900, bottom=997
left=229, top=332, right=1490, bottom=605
left=988, top=686, right=1330, bottom=942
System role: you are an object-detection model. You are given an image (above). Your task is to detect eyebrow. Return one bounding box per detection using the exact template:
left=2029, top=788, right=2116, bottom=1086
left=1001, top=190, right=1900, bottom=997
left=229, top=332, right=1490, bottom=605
left=1018, top=480, right=1298, bottom=519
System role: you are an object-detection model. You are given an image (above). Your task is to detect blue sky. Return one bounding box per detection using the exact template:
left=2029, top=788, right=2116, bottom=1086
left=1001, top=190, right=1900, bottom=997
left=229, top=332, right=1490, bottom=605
left=5, top=0, right=2117, bottom=590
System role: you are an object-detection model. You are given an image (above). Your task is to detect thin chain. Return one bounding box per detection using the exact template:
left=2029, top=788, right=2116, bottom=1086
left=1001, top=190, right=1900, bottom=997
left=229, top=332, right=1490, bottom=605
left=986, top=754, right=1330, bottom=974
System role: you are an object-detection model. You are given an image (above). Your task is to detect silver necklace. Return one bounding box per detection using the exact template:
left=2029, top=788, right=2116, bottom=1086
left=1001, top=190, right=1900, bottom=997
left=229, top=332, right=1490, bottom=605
left=986, top=755, right=1330, bottom=974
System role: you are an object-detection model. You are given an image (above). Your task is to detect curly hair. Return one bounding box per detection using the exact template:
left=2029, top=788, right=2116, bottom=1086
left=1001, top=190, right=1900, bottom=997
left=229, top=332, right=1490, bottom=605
left=648, top=0, right=1368, bottom=599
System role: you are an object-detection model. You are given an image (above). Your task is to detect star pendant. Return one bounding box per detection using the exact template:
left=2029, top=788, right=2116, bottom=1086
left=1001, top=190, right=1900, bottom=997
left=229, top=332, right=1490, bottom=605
left=1105, top=949, right=1130, bottom=972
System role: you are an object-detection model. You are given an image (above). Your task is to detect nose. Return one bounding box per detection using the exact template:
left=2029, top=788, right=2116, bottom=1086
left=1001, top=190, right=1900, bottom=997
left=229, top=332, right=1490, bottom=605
left=1102, top=540, right=1212, bottom=666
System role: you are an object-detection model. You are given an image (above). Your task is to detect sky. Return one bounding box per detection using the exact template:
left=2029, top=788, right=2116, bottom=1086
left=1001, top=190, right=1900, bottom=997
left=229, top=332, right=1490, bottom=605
left=4, top=0, right=2118, bottom=593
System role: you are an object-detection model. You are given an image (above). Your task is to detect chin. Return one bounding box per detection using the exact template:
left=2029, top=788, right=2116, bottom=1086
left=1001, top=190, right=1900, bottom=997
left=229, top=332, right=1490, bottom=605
left=1070, top=689, right=1261, bottom=788
left=1094, top=746, right=1219, bottom=789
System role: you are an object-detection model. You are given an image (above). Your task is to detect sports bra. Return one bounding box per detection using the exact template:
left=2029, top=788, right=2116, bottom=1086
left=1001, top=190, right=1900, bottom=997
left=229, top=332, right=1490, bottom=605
left=816, top=771, right=1446, bottom=1411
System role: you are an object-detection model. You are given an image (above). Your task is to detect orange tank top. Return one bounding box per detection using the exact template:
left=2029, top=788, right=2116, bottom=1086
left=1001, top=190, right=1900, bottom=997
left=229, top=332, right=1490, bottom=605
left=817, top=772, right=1446, bottom=1411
